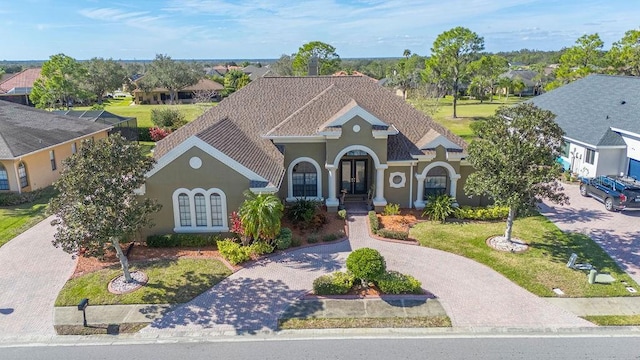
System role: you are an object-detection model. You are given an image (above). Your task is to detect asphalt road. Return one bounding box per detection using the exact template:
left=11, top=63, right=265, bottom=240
left=2, top=335, right=640, bottom=360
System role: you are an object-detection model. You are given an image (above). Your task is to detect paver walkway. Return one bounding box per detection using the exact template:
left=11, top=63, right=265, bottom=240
left=0, top=216, right=76, bottom=337
left=142, top=215, right=592, bottom=334
left=539, top=183, right=640, bottom=285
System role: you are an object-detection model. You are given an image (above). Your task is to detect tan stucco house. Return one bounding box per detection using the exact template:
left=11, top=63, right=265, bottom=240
left=0, top=101, right=111, bottom=193
left=142, top=76, right=480, bottom=236
left=133, top=78, right=224, bottom=104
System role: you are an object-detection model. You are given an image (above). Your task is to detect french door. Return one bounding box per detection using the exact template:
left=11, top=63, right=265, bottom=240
left=340, top=159, right=367, bottom=194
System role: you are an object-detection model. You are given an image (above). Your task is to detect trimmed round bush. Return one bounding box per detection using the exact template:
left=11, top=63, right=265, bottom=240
left=275, top=227, right=293, bottom=250
left=346, top=248, right=386, bottom=282
left=313, top=271, right=355, bottom=295
left=376, top=271, right=423, bottom=295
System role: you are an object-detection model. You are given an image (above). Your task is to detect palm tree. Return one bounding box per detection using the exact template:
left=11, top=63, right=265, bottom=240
left=497, top=77, right=512, bottom=102
left=238, top=191, right=284, bottom=243
left=403, top=49, right=412, bottom=59
left=512, top=78, right=526, bottom=97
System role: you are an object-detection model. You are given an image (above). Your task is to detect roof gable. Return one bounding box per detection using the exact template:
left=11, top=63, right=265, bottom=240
left=528, top=74, right=640, bottom=146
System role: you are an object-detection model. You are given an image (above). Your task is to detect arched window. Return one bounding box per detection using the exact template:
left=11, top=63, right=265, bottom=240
left=178, top=193, right=191, bottom=227
left=424, top=166, right=448, bottom=198
left=172, top=188, right=228, bottom=232
left=210, top=193, right=223, bottom=226
left=292, top=161, right=318, bottom=197
left=194, top=193, right=207, bottom=227
left=18, top=162, right=28, bottom=188
left=0, top=164, right=9, bottom=190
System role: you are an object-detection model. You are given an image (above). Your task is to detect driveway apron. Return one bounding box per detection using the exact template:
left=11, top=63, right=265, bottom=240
left=0, top=216, right=76, bottom=338
left=144, top=215, right=591, bottom=334
left=540, top=183, right=640, bottom=285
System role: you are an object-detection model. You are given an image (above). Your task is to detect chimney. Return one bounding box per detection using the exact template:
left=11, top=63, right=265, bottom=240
left=308, top=56, right=319, bottom=76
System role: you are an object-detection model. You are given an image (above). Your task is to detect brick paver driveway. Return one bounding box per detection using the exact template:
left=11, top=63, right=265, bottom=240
left=539, top=183, right=640, bottom=285
left=143, top=215, right=591, bottom=334
left=0, top=216, right=76, bottom=338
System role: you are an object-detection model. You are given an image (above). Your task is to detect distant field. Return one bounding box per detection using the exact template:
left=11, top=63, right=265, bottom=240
left=408, top=95, right=528, bottom=142
left=75, top=98, right=215, bottom=127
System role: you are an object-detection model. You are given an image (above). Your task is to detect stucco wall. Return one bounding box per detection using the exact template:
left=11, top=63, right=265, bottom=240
left=383, top=164, right=415, bottom=208
left=278, top=142, right=326, bottom=200
left=142, top=146, right=251, bottom=237
left=325, top=116, right=387, bottom=166
left=0, top=131, right=108, bottom=192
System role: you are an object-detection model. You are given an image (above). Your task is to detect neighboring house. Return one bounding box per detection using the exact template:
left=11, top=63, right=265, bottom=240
left=0, top=101, right=111, bottom=193
left=498, top=69, right=541, bottom=96
left=528, top=74, right=640, bottom=179
left=0, top=68, right=41, bottom=106
left=242, top=65, right=272, bottom=81
left=140, top=76, right=480, bottom=236
left=52, top=110, right=138, bottom=141
left=133, top=78, right=224, bottom=104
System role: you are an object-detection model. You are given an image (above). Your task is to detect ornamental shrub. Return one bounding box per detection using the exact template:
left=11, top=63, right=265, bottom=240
left=346, top=248, right=386, bottom=283
left=216, top=239, right=250, bottom=265
left=146, top=234, right=216, bottom=248
left=376, top=271, right=423, bottom=295
left=337, top=209, right=347, bottom=220
left=247, top=240, right=274, bottom=257
left=313, top=271, right=355, bottom=295
left=368, top=211, right=379, bottom=232
left=151, top=108, right=188, bottom=130
left=149, top=127, right=171, bottom=141
left=275, top=227, right=293, bottom=250
left=322, top=233, right=338, bottom=242
left=286, top=198, right=318, bottom=227
left=453, top=205, right=510, bottom=221
left=382, top=203, right=400, bottom=216
left=376, top=228, right=409, bottom=241
left=422, top=194, right=455, bottom=223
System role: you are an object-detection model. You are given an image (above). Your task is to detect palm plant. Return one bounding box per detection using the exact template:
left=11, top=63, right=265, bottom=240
left=238, top=191, right=284, bottom=244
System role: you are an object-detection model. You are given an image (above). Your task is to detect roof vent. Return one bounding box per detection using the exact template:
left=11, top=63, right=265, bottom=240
left=621, top=100, right=626, bottom=105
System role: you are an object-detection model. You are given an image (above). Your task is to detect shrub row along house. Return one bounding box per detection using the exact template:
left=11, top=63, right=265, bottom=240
left=529, top=74, right=640, bottom=179
left=0, top=101, right=111, bottom=192
left=139, top=75, right=482, bottom=236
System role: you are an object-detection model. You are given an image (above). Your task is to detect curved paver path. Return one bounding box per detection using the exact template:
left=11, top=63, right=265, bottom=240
left=143, top=215, right=592, bottom=334
left=540, top=183, right=640, bottom=285
left=0, top=216, right=76, bottom=338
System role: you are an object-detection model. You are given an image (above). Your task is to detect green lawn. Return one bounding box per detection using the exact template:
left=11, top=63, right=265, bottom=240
left=55, top=258, right=232, bottom=306
left=0, top=187, right=57, bottom=247
left=408, top=96, right=527, bottom=142
left=75, top=98, right=215, bottom=128
left=410, top=215, right=640, bottom=298
left=583, top=315, right=640, bottom=326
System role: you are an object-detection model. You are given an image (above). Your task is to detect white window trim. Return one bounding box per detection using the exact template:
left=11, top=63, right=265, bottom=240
left=286, top=157, right=323, bottom=202
left=172, top=188, right=229, bottom=233
left=389, top=172, right=406, bottom=188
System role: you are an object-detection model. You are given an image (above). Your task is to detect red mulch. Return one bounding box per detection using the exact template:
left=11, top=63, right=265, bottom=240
left=377, top=209, right=422, bottom=233
left=73, top=209, right=347, bottom=278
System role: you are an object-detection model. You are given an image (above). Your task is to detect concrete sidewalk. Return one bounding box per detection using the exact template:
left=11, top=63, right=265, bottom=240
left=53, top=296, right=640, bottom=327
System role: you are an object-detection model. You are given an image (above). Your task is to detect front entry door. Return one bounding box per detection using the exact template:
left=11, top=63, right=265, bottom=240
left=340, top=159, right=367, bottom=194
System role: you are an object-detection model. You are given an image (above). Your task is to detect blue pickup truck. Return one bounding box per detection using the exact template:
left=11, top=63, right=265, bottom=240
left=579, top=175, right=640, bottom=211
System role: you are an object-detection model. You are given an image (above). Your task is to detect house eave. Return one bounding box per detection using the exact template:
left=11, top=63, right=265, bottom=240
left=262, top=135, right=326, bottom=143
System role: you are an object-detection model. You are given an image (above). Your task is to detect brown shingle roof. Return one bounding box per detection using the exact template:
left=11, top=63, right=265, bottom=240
left=0, top=68, right=41, bottom=93
left=154, top=76, right=467, bottom=186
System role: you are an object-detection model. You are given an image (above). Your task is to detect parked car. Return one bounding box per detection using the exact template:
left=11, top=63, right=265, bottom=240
left=579, top=175, right=640, bottom=211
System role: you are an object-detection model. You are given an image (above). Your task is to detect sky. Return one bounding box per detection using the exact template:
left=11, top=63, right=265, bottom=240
left=1, top=0, right=639, bottom=61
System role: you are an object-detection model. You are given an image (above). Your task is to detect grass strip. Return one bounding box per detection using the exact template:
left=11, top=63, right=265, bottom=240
left=279, top=316, right=451, bottom=329
left=582, top=315, right=640, bottom=326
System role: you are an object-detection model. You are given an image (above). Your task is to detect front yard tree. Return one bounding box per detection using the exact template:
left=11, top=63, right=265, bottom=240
left=238, top=191, right=284, bottom=243
left=292, top=41, right=341, bottom=76
left=83, top=58, right=127, bottom=104
left=464, top=103, right=568, bottom=243
left=49, top=135, right=161, bottom=282
left=139, top=54, right=204, bottom=104
left=30, top=53, right=90, bottom=109
left=424, top=27, right=484, bottom=118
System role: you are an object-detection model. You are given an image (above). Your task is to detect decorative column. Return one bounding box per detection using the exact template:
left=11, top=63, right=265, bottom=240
left=325, top=164, right=339, bottom=207
left=450, top=174, right=461, bottom=206
left=414, top=174, right=426, bottom=209
left=373, top=165, right=388, bottom=206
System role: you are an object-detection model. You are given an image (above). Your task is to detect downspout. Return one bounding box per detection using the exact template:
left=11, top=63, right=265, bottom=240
left=409, top=162, right=414, bottom=208
left=14, top=160, right=21, bottom=194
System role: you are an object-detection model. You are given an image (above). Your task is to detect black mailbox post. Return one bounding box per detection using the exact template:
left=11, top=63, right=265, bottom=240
left=77, top=298, right=89, bottom=327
